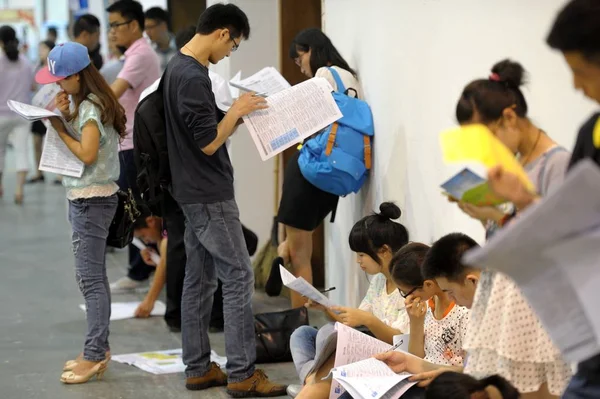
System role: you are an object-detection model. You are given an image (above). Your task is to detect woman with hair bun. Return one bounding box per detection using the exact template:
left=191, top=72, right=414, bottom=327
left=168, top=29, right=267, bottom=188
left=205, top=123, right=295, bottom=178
left=288, top=202, right=411, bottom=398
left=451, top=60, right=572, bottom=397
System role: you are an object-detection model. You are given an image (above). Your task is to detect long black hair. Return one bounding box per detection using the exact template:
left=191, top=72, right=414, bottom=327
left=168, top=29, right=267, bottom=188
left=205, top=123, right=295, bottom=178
left=0, top=25, right=20, bottom=62
left=456, top=59, right=528, bottom=124
left=426, top=372, right=520, bottom=399
left=289, top=28, right=357, bottom=77
left=349, top=202, right=409, bottom=264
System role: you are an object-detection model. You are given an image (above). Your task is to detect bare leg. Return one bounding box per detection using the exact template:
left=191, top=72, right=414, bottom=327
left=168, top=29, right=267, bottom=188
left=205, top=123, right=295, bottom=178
left=297, top=354, right=335, bottom=399
left=15, top=171, right=26, bottom=204
left=285, top=225, right=314, bottom=308
left=32, top=135, right=43, bottom=178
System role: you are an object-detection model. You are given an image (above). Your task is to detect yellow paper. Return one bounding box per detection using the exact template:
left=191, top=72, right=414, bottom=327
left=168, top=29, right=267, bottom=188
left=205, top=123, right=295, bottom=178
left=440, top=124, right=535, bottom=192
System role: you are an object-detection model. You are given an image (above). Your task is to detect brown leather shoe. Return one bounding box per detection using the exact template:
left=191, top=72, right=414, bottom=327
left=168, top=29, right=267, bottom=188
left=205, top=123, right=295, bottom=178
left=185, top=362, right=227, bottom=391
left=226, top=369, right=287, bottom=398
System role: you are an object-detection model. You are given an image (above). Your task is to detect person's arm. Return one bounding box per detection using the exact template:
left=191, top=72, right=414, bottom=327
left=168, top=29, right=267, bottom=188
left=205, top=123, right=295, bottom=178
left=112, top=51, right=150, bottom=99
left=178, top=76, right=267, bottom=156
left=405, top=295, right=426, bottom=358
left=487, top=166, right=539, bottom=210
left=111, top=78, right=130, bottom=99
left=202, top=93, right=267, bottom=155
left=49, top=117, right=100, bottom=165
left=361, top=314, right=401, bottom=345
left=375, top=351, right=462, bottom=387
left=135, top=238, right=167, bottom=318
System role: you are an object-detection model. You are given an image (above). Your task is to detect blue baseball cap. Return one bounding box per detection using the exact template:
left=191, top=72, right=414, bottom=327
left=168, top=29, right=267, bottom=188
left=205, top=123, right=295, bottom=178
left=35, top=42, right=91, bottom=84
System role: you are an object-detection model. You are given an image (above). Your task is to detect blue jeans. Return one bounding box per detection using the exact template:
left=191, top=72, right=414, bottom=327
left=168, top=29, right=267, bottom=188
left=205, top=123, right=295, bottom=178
left=290, top=323, right=336, bottom=383
left=68, top=195, right=117, bottom=361
left=563, top=355, right=600, bottom=398
left=180, top=200, right=256, bottom=382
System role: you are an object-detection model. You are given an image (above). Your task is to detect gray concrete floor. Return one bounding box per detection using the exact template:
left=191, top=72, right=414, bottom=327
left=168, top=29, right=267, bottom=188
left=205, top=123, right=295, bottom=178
left=0, top=160, right=324, bottom=398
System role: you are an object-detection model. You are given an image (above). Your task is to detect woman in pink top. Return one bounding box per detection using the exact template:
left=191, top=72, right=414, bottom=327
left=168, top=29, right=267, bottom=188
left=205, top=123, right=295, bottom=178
left=0, top=26, right=34, bottom=204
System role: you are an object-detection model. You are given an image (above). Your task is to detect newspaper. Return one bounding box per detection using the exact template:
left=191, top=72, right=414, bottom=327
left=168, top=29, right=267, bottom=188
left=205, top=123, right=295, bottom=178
left=229, top=66, right=290, bottom=97
left=7, top=100, right=84, bottom=177
left=244, top=77, right=342, bottom=160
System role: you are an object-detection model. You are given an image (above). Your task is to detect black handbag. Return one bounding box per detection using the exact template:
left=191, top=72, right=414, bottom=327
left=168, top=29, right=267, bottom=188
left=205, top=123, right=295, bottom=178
left=254, top=306, right=309, bottom=364
left=107, top=189, right=141, bottom=248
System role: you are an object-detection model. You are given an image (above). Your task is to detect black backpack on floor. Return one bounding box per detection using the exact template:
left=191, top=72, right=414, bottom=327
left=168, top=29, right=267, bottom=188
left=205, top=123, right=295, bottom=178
left=133, top=76, right=169, bottom=216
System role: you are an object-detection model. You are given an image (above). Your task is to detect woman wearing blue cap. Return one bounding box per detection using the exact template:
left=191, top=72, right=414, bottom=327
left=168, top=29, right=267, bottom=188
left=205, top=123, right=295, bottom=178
left=35, top=42, right=126, bottom=384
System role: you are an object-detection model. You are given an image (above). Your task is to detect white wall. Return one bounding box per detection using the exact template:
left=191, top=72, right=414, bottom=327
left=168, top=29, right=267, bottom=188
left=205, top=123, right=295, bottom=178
left=207, top=0, right=280, bottom=255
left=323, top=0, right=598, bottom=307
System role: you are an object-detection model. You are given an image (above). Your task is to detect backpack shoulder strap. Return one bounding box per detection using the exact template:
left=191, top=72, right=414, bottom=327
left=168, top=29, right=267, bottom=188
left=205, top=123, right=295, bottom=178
left=363, top=136, right=372, bottom=170
left=327, top=67, right=346, bottom=93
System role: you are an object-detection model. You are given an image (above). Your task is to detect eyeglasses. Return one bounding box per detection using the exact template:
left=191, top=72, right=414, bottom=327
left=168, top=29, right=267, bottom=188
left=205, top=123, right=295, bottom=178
left=398, top=286, right=422, bottom=299
left=230, top=35, right=239, bottom=52
left=108, top=20, right=132, bottom=31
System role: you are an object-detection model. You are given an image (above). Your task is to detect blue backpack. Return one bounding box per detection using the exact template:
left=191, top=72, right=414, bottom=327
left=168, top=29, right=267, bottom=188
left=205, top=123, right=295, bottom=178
left=298, top=67, right=374, bottom=197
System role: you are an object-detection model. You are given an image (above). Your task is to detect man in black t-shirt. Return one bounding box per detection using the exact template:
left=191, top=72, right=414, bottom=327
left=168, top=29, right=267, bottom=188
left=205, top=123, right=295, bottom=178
left=162, top=4, right=286, bottom=397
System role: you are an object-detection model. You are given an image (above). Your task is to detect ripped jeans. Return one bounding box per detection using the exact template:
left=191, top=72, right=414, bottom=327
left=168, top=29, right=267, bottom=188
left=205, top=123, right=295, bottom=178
left=68, top=195, right=118, bottom=361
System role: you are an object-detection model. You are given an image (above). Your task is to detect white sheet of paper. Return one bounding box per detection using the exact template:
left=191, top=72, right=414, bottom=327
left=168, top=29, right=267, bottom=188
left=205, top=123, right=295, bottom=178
left=79, top=301, right=167, bottom=321
left=463, top=160, right=600, bottom=363
left=31, top=84, right=62, bottom=110
left=280, top=265, right=336, bottom=308
left=243, top=77, right=342, bottom=161
left=329, top=323, right=395, bottom=399
left=39, top=125, right=84, bottom=178
left=132, top=237, right=162, bottom=265
left=229, top=66, right=290, bottom=97
left=112, top=349, right=226, bottom=375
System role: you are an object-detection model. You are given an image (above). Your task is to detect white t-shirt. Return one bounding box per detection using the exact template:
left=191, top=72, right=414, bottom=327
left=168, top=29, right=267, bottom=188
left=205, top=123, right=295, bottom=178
left=423, top=300, right=470, bottom=367
left=315, top=65, right=363, bottom=99
left=359, top=273, right=410, bottom=334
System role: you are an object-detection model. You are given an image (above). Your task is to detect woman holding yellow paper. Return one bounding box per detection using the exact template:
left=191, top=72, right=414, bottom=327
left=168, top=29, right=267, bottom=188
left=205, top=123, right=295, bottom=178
left=452, top=60, right=572, bottom=398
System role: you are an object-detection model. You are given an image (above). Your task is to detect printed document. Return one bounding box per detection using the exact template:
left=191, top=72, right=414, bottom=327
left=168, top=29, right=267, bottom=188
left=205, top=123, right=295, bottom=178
left=79, top=301, right=166, bottom=321
left=331, top=358, right=416, bottom=399
left=112, top=349, right=226, bottom=375
left=440, top=168, right=506, bottom=206
left=280, top=265, right=336, bottom=308
left=463, top=160, right=600, bottom=363
left=229, top=66, right=290, bottom=97
left=244, top=77, right=342, bottom=161
left=330, top=323, right=397, bottom=399
left=7, top=100, right=84, bottom=177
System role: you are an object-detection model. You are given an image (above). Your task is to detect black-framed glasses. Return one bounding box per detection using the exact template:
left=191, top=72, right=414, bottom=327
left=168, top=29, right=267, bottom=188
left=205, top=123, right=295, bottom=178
left=230, top=35, right=239, bottom=52
left=398, top=286, right=422, bottom=299
left=109, top=20, right=132, bottom=31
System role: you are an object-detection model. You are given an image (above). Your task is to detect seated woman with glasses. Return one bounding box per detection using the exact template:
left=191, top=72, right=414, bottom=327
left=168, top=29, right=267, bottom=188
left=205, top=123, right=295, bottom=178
left=391, top=243, right=470, bottom=367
